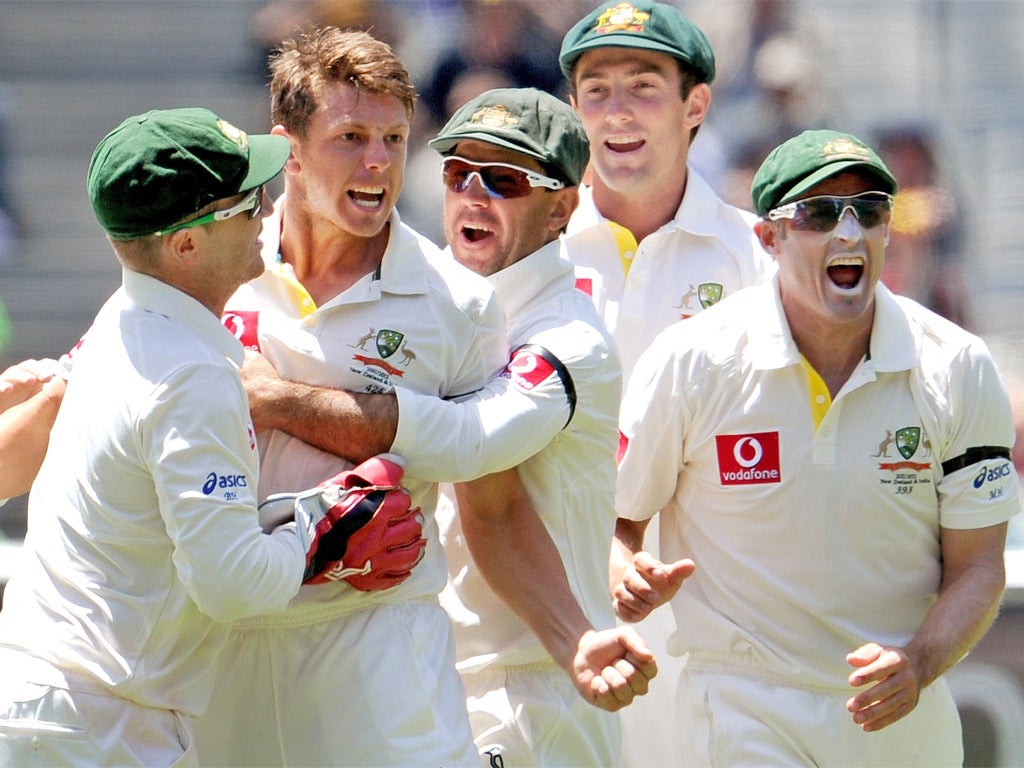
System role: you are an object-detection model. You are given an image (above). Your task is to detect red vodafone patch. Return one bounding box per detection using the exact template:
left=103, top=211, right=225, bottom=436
left=221, top=310, right=261, bottom=352
left=506, top=348, right=555, bottom=390
left=574, top=276, right=593, bottom=296
left=715, top=432, right=781, bottom=485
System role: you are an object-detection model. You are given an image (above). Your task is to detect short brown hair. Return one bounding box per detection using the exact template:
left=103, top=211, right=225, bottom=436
left=269, top=28, right=417, bottom=137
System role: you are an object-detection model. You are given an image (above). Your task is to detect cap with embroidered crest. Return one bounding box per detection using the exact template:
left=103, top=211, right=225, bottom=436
left=751, top=129, right=898, bottom=216
left=559, top=0, right=715, bottom=83
left=87, top=107, right=291, bottom=239
left=429, top=87, right=589, bottom=186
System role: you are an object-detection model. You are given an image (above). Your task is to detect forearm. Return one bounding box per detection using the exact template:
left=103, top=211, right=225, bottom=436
left=904, top=541, right=1006, bottom=687
left=454, top=470, right=592, bottom=672
left=0, top=378, right=66, bottom=498
left=249, top=375, right=397, bottom=463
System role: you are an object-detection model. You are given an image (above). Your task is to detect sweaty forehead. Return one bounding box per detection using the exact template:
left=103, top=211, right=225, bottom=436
left=574, top=46, right=679, bottom=80
left=451, top=140, right=541, bottom=172
left=803, top=170, right=888, bottom=198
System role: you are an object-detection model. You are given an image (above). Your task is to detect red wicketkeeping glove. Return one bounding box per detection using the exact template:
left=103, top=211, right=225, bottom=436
left=258, top=454, right=426, bottom=589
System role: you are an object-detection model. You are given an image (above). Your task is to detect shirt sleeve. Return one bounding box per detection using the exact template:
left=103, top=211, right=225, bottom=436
left=934, top=341, right=1021, bottom=530
left=145, top=362, right=304, bottom=622
left=391, top=348, right=573, bottom=483
left=615, top=333, right=688, bottom=522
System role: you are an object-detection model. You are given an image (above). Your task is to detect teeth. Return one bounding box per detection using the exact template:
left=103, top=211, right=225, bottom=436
left=607, top=135, right=642, bottom=146
left=352, top=186, right=384, bottom=195
left=828, top=256, right=865, bottom=268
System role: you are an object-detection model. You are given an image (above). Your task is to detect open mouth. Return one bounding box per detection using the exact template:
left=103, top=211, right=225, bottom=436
left=827, top=256, right=865, bottom=290
left=461, top=224, right=494, bottom=243
left=606, top=134, right=644, bottom=153
left=349, top=186, right=385, bottom=210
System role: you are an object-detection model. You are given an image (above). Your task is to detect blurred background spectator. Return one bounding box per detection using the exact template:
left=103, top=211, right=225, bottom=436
left=873, top=123, right=973, bottom=329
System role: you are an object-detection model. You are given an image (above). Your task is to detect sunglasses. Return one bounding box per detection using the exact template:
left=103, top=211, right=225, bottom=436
left=767, top=192, right=894, bottom=232
left=155, top=185, right=263, bottom=236
left=441, top=156, right=565, bottom=200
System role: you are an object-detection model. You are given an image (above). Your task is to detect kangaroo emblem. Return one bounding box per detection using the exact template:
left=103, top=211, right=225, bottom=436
left=350, top=328, right=376, bottom=350
left=676, top=283, right=697, bottom=309
left=872, top=429, right=894, bottom=458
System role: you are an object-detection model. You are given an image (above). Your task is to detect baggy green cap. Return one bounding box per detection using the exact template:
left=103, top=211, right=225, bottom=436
left=751, top=129, right=898, bottom=216
left=87, top=107, right=291, bottom=239
left=559, top=0, right=715, bottom=83
left=429, top=88, right=590, bottom=186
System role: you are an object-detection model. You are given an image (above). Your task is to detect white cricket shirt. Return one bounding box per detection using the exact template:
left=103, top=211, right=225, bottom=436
left=222, top=200, right=509, bottom=625
left=565, top=169, right=775, bottom=379
left=0, top=270, right=304, bottom=716
left=618, top=276, right=1021, bottom=691
left=429, top=240, right=621, bottom=671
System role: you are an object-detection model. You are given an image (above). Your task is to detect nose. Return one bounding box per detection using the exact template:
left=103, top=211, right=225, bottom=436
left=832, top=207, right=864, bottom=241
left=364, top=137, right=391, bottom=170
left=604, top=85, right=631, bottom=123
left=459, top=171, right=492, bottom=203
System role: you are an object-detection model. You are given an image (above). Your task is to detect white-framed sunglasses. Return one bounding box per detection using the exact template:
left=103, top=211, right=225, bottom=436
left=442, top=156, right=565, bottom=199
left=767, top=192, right=894, bottom=232
left=155, top=185, right=263, bottom=236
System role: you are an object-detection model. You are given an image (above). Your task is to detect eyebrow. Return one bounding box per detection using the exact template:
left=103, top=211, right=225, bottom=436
left=577, top=60, right=669, bottom=83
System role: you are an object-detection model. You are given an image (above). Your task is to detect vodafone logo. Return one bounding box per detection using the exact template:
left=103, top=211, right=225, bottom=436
left=222, top=310, right=261, bottom=351
left=505, top=349, right=555, bottom=391
left=715, top=432, right=781, bottom=485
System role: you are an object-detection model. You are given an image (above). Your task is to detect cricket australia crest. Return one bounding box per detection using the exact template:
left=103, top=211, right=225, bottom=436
left=375, top=329, right=404, bottom=359
left=895, top=426, right=921, bottom=460
left=698, top=282, right=723, bottom=309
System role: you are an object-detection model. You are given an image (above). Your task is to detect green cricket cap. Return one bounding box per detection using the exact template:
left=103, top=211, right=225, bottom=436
left=87, top=107, right=291, bottom=239
left=559, top=0, right=715, bottom=83
left=751, top=129, right=899, bottom=216
left=429, top=88, right=590, bottom=186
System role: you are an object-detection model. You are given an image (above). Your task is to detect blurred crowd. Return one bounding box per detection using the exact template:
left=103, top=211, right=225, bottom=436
left=239, top=0, right=975, bottom=327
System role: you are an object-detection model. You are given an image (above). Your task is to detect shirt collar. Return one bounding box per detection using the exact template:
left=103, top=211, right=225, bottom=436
left=259, top=196, right=434, bottom=297
left=746, top=275, right=918, bottom=373
left=565, top=166, right=720, bottom=239
left=122, top=268, right=243, bottom=365
left=484, top=239, right=569, bottom=319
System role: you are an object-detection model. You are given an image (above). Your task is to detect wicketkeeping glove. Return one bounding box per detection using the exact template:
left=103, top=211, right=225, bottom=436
left=257, top=454, right=426, bottom=588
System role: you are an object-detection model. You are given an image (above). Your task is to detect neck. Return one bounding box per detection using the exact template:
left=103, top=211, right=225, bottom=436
left=791, top=318, right=872, bottom=398
left=279, top=209, right=390, bottom=305
left=590, top=168, right=687, bottom=242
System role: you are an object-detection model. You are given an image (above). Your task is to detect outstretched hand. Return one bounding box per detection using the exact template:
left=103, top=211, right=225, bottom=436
left=611, top=551, right=695, bottom=623
left=845, top=642, right=922, bottom=731
left=572, top=626, right=658, bottom=712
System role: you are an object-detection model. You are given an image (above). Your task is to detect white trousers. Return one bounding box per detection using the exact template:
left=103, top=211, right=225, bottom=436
left=461, top=661, right=619, bottom=767
left=0, top=679, right=196, bottom=767
left=677, top=667, right=963, bottom=767
left=194, top=600, right=478, bottom=767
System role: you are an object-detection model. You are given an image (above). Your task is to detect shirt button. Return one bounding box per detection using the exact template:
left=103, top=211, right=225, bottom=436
left=816, top=394, right=826, bottom=404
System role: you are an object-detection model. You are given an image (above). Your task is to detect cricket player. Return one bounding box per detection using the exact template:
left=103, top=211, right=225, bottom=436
left=430, top=87, right=648, bottom=766
left=557, top=3, right=776, bottom=762
left=0, top=107, right=415, bottom=766
left=611, top=129, right=1020, bottom=765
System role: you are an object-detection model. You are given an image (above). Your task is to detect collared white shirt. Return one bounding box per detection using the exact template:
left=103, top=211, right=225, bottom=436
left=431, top=240, right=621, bottom=670
left=566, top=169, right=775, bottom=380
left=617, top=276, right=1020, bottom=690
left=223, top=199, right=509, bottom=624
left=0, top=270, right=303, bottom=716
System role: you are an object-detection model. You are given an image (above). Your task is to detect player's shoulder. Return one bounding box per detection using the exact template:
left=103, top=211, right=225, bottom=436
left=640, top=283, right=764, bottom=387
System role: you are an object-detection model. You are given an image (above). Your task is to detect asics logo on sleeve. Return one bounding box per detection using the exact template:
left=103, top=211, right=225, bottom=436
left=202, top=472, right=249, bottom=495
